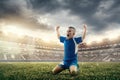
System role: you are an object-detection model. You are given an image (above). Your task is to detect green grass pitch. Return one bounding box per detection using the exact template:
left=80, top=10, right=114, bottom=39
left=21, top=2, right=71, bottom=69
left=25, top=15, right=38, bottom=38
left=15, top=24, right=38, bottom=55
left=0, top=62, right=120, bottom=80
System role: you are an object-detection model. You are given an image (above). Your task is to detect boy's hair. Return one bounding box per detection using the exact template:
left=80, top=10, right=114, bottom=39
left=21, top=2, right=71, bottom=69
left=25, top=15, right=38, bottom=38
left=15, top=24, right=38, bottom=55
left=68, top=26, right=76, bottom=31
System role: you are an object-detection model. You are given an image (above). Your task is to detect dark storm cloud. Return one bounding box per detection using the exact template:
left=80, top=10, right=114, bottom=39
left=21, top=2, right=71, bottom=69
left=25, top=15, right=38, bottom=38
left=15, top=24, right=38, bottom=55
left=0, top=0, right=120, bottom=32
left=63, top=0, right=102, bottom=31
left=28, top=0, right=120, bottom=33
left=0, top=0, right=53, bottom=31
left=27, top=0, right=62, bottom=14
left=62, top=0, right=120, bottom=32
left=28, top=0, right=102, bottom=31
left=0, top=0, right=21, bottom=18
left=106, top=0, right=120, bottom=23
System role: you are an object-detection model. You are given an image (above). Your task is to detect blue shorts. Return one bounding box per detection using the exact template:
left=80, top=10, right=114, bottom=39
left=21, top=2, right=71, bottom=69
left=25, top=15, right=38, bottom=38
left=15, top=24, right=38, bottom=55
left=58, top=59, right=79, bottom=70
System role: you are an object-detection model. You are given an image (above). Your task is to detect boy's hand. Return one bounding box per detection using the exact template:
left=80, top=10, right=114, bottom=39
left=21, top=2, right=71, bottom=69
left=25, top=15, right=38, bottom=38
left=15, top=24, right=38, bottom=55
left=78, top=42, right=86, bottom=48
left=56, top=26, right=60, bottom=31
left=83, top=24, right=87, bottom=30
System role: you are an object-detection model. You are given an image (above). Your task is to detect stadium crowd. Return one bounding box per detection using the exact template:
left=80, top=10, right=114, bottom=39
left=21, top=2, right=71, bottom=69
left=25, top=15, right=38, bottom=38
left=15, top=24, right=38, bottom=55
left=0, top=31, right=120, bottom=62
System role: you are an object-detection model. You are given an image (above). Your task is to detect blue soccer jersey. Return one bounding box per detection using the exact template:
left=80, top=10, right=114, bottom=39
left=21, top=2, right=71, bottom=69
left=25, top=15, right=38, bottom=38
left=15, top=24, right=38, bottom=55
left=60, top=36, right=82, bottom=61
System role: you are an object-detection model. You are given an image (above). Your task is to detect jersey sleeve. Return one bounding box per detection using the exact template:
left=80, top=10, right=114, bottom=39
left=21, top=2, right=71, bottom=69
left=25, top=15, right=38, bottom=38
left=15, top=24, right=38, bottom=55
left=75, top=37, right=82, bottom=44
left=59, top=36, right=66, bottom=43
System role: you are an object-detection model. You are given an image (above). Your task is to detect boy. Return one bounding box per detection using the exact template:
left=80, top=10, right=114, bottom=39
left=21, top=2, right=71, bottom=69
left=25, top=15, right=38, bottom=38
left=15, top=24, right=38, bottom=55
left=52, top=24, right=87, bottom=76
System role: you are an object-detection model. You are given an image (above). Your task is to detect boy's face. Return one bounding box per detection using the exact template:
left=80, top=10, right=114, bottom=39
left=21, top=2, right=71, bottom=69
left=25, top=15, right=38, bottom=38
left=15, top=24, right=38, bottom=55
left=66, top=28, right=75, bottom=39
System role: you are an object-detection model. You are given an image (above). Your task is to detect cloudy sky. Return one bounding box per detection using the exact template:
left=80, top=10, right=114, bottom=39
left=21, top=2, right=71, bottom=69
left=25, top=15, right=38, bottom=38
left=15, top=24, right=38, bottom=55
left=0, top=0, right=120, bottom=44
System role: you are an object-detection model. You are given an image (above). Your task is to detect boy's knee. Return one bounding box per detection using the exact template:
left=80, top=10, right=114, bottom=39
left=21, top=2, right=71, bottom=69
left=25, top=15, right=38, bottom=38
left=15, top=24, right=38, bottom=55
left=52, top=66, right=63, bottom=75
left=52, top=69, right=57, bottom=75
left=70, top=65, right=78, bottom=76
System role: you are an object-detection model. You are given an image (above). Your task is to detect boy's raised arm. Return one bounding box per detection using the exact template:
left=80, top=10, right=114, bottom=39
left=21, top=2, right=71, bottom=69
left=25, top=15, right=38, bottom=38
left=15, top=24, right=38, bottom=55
left=78, top=24, right=87, bottom=48
left=56, top=26, right=60, bottom=39
left=82, top=24, right=87, bottom=42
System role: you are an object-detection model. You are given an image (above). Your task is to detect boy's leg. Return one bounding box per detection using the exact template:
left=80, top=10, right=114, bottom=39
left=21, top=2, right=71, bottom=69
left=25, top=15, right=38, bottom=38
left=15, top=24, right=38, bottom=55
left=52, top=65, right=64, bottom=75
left=69, top=65, right=78, bottom=76
left=69, top=59, right=79, bottom=76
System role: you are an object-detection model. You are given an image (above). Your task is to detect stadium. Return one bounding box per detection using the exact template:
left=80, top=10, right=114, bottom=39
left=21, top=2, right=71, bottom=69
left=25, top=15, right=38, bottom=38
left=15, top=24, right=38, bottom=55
left=0, top=30, right=120, bottom=62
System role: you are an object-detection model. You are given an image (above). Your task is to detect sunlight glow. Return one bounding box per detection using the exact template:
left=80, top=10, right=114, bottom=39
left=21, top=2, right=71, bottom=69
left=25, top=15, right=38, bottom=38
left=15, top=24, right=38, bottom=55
left=39, top=32, right=58, bottom=43
left=86, top=29, right=120, bottom=45
left=1, top=24, right=33, bottom=38
left=2, top=25, right=26, bottom=36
